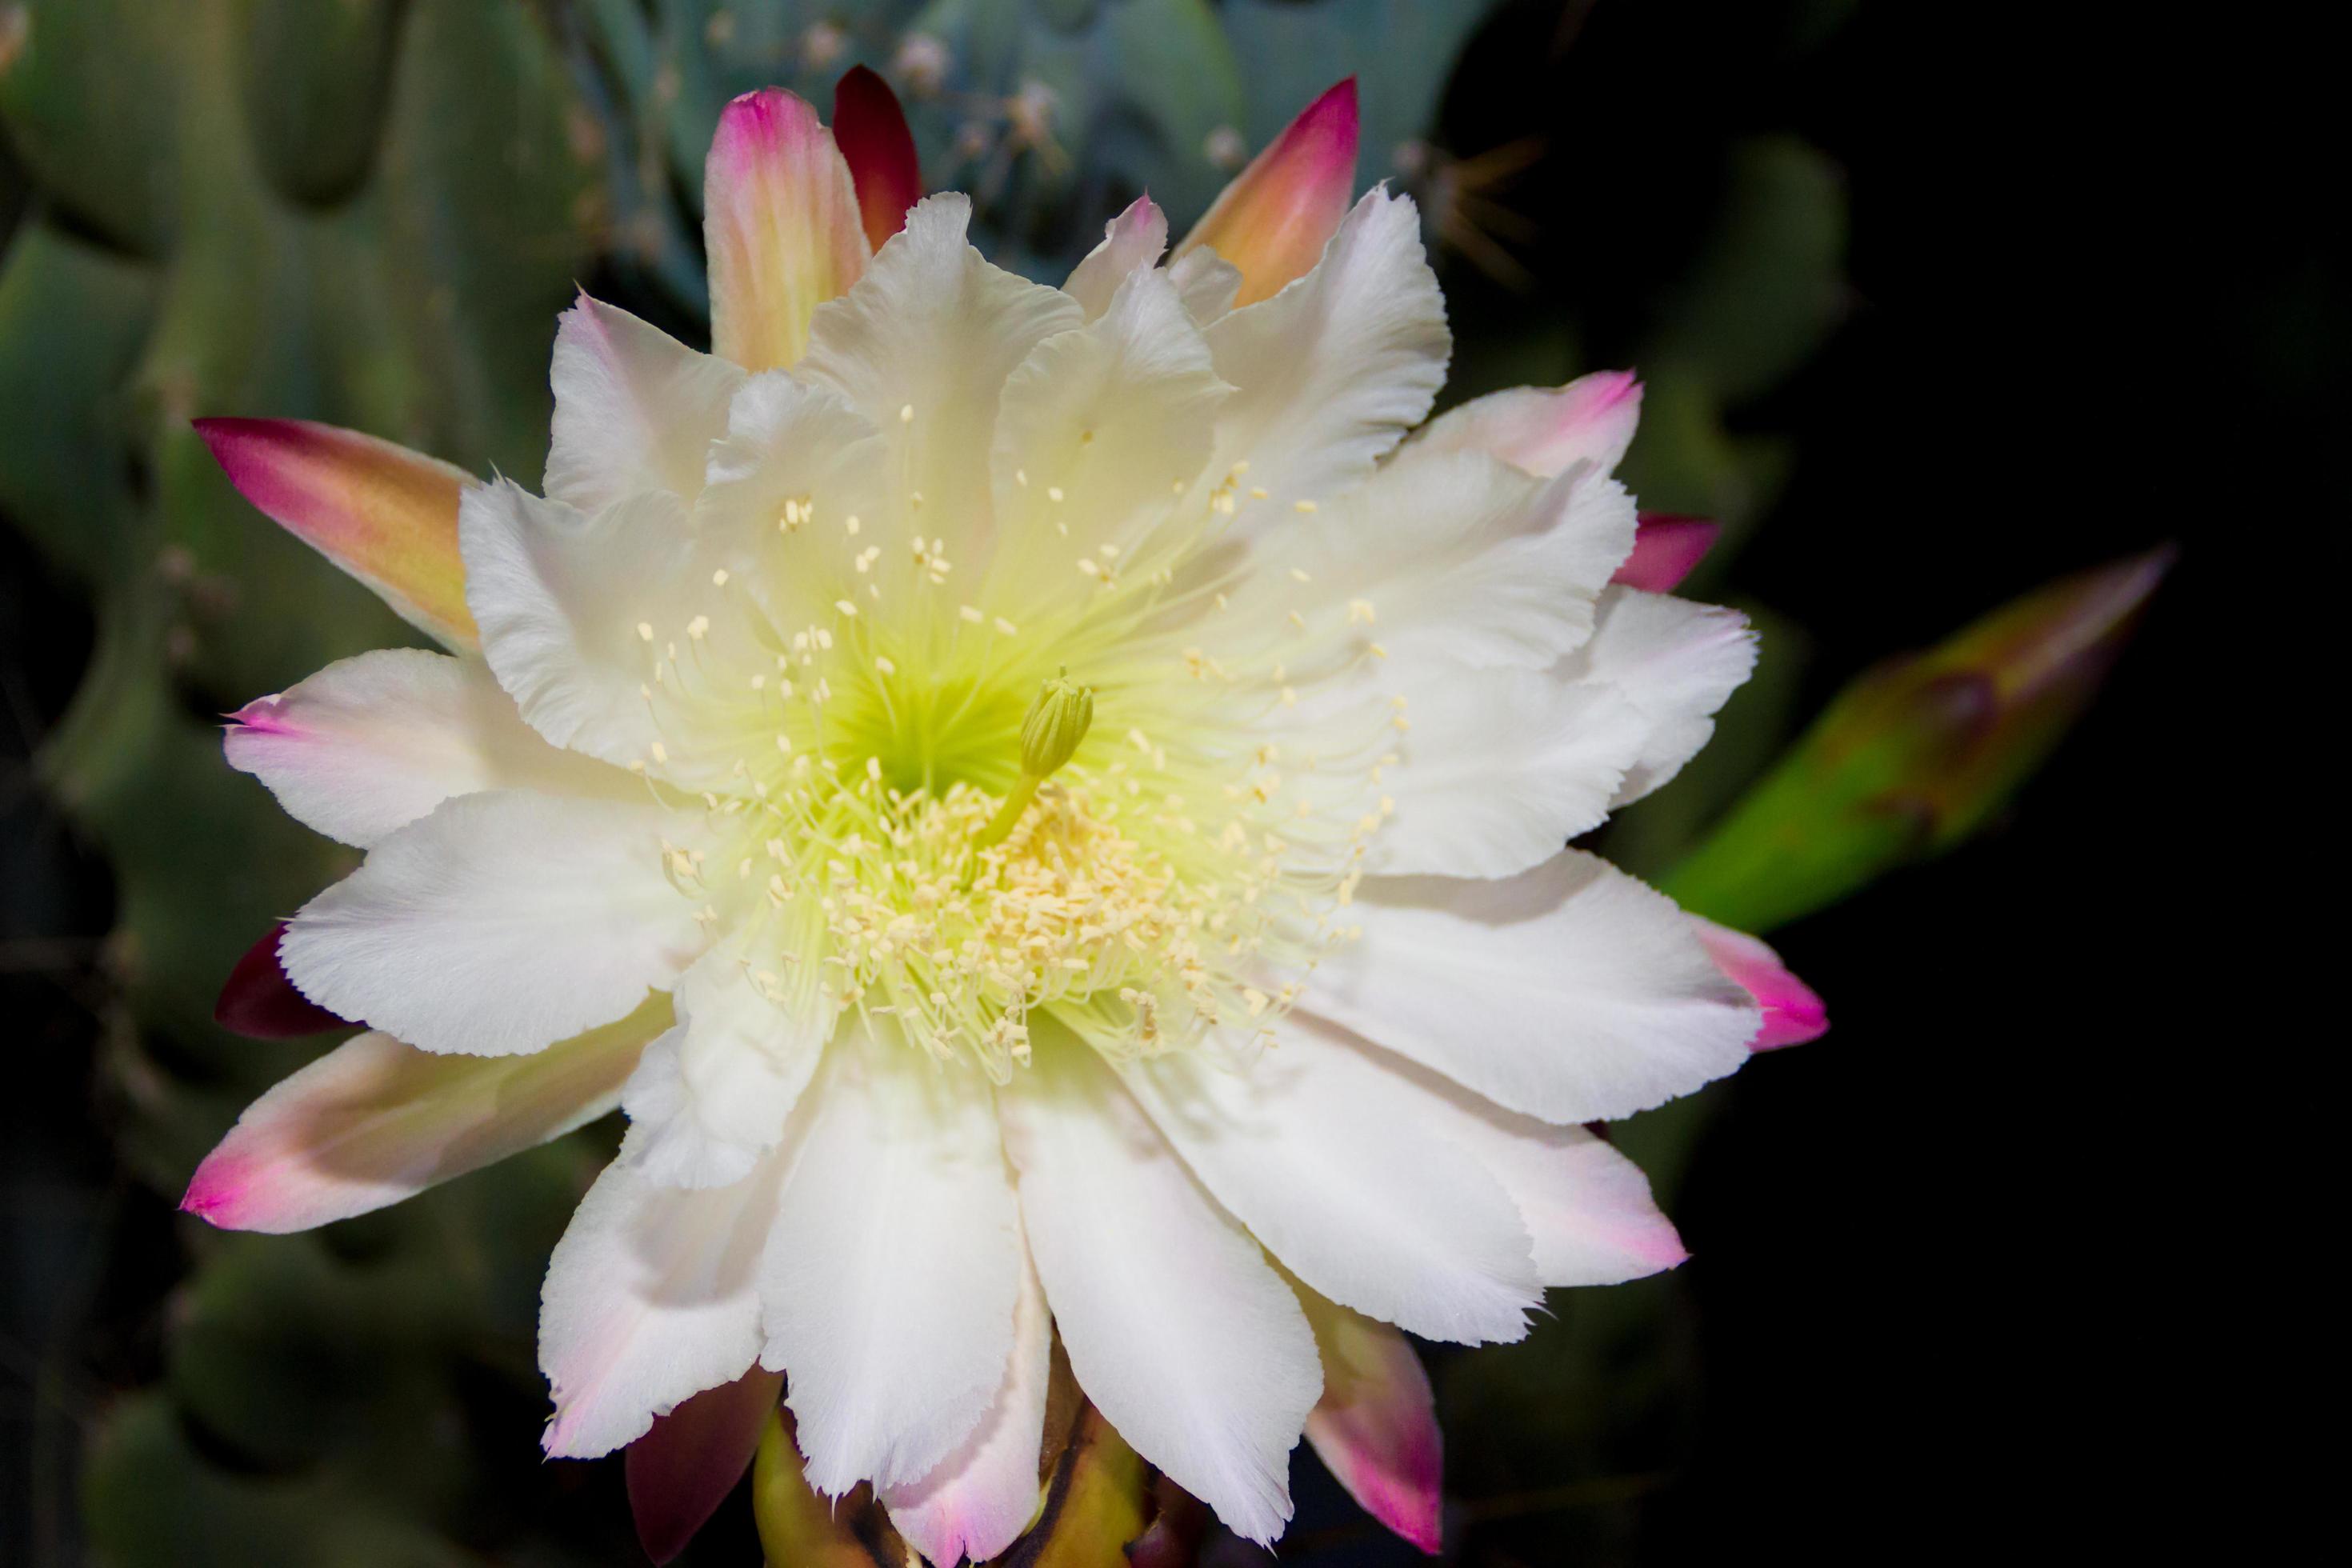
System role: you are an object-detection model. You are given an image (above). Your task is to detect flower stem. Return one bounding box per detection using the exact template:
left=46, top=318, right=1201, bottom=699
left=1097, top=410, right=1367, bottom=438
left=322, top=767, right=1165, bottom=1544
left=974, top=774, right=1041, bottom=851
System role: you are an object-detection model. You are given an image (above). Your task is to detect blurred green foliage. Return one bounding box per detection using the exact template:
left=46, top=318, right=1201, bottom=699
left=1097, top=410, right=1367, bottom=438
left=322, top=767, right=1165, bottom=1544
left=0, top=2, right=2156, bottom=1564
left=570, top=0, right=1505, bottom=299
left=2, top=0, right=610, bottom=1560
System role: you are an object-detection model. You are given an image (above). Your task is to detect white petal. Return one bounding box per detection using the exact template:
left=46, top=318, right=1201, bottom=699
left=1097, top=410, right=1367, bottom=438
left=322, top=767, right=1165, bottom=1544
left=1366, top=660, right=1648, bottom=878
left=225, top=648, right=633, bottom=849
left=999, top=1035, right=1319, bottom=1545
left=1201, top=190, right=1448, bottom=514
left=546, top=294, right=746, bottom=512
left=983, top=266, right=1229, bottom=622
left=1220, top=446, right=1634, bottom=678
left=1169, top=246, right=1243, bottom=324
left=281, top=792, right=704, bottom=1058
left=459, top=482, right=700, bottom=770
left=618, top=952, right=832, bottom=1190
left=695, top=371, right=889, bottom=633
left=1304, top=1016, right=1689, bottom=1286
left=760, top=1035, right=1021, bottom=1494
left=184, top=1002, right=661, bottom=1234
left=795, top=194, right=1082, bottom=567
left=878, top=1230, right=1052, bottom=1568
left=539, top=1145, right=794, bottom=1458
left=1062, top=195, right=1169, bottom=321
left=1562, top=586, right=1757, bottom=806
left=1305, top=852, right=1759, bottom=1124
left=1459, top=1119, right=1687, bottom=1287
left=1119, top=1028, right=1539, bottom=1344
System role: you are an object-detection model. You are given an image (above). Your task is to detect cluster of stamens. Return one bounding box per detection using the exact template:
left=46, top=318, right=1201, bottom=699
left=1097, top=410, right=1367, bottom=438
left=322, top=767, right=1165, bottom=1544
left=624, top=413, right=1404, bottom=1082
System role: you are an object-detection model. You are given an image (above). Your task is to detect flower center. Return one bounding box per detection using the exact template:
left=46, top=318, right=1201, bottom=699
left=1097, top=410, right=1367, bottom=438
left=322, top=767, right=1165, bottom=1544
left=634, top=489, right=1395, bottom=1078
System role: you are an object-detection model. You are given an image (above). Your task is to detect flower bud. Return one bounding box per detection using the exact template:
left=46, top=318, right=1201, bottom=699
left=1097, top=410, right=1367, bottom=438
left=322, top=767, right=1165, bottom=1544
left=1665, top=546, right=2173, bottom=934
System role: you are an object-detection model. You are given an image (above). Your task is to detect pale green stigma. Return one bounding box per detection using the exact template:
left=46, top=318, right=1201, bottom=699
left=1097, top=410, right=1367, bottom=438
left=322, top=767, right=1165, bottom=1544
left=1019, top=668, right=1094, bottom=779
left=976, top=669, right=1094, bottom=849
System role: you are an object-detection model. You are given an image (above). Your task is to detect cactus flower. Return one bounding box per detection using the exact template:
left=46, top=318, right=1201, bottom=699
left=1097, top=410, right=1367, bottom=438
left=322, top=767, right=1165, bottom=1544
left=186, top=73, right=1810, bottom=1562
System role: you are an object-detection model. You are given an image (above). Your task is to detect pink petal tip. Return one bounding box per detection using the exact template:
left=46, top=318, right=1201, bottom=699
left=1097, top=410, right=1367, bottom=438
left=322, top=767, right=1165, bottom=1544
left=192, top=417, right=478, bottom=649
left=1692, top=918, right=1829, bottom=1051
left=1303, top=1303, right=1444, bottom=1554
left=626, top=1368, right=786, bottom=1564
left=832, top=66, right=922, bottom=252
left=1178, top=77, right=1358, bottom=307
left=179, top=1152, right=256, bottom=1226
left=214, top=922, right=350, bottom=1040
left=702, top=87, right=868, bottom=372
left=1614, top=514, right=1722, bottom=593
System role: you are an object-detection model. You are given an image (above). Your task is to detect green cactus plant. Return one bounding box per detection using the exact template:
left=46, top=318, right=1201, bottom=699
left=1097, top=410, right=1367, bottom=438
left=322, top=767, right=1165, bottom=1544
left=2, top=0, right=612, bottom=1559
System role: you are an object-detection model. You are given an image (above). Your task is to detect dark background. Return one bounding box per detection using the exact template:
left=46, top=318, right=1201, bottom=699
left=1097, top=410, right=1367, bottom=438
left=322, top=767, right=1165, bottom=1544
left=4, top=1, right=2329, bottom=1562
left=1447, top=3, right=2324, bottom=1562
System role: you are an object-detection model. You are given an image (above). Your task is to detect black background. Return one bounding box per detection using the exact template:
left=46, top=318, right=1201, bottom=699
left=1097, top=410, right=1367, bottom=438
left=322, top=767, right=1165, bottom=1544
left=1430, top=2, right=2326, bottom=1561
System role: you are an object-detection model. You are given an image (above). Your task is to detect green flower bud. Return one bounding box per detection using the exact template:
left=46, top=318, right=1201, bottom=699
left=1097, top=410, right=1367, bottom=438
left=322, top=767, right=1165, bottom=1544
left=1019, top=670, right=1093, bottom=782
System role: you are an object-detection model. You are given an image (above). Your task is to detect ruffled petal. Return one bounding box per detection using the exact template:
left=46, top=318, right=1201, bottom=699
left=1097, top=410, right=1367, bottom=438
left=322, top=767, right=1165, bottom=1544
left=281, top=792, right=704, bottom=1058
left=878, top=1230, right=1053, bottom=1567
left=760, top=1034, right=1022, bottom=1494
left=194, top=418, right=477, bottom=650
left=1408, top=369, right=1642, bottom=479
left=703, top=88, right=869, bottom=372
left=540, top=1145, right=796, bottom=1458
left=1176, top=78, right=1358, bottom=309
left=796, top=194, right=1082, bottom=570
left=1222, top=446, right=1633, bottom=678
left=1297, top=1289, right=1443, bottom=1554
left=1562, top=586, right=1757, bottom=805
left=224, top=647, right=632, bottom=849
left=1119, top=1026, right=1539, bottom=1344
left=459, top=481, right=706, bottom=771
left=547, top=293, right=745, bottom=513
left=1199, top=190, right=1448, bottom=516
left=182, top=1003, right=660, bottom=1234
left=1063, top=195, right=1169, bottom=321
left=984, top=266, right=1229, bottom=623
left=999, top=1033, right=1319, bottom=1545
left=694, top=371, right=888, bottom=636
left=618, top=951, right=832, bottom=1189
left=1168, top=246, right=1243, bottom=324
left=1306, top=853, right=1759, bottom=1125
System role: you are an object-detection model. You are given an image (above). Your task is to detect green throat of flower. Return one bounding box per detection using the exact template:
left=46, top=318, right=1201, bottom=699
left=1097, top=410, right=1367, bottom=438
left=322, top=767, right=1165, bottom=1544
left=633, top=483, right=1397, bottom=1079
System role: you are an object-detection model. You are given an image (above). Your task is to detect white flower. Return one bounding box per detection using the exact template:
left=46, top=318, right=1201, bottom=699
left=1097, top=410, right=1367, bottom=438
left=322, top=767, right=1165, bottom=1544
left=188, top=77, right=1794, bottom=1561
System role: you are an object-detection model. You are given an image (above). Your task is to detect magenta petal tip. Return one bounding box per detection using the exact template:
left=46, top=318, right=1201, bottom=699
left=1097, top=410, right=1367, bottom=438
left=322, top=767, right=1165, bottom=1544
left=1692, top=918, right=1829, bottom=1051
left=833, top=65, right=922, bottom=252
left=1614, top=514, right=1722, bottom=593
left=626, top=1367, right=786, bottom=1563
left=178, top=1157, right=248, bottom=1226
left=215, top=922, right=350, bottom=1040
